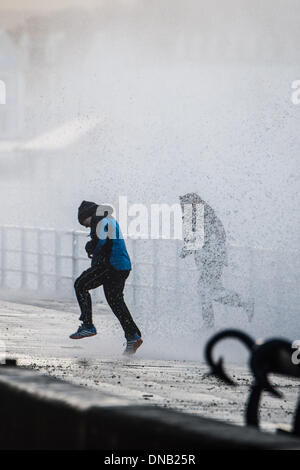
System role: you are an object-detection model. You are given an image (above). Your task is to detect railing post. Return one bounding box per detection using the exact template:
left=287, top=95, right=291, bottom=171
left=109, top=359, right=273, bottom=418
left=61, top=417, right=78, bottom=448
left=248, top=247, right=255, bottom=301
left=152, top=239, right=158, bottom=316
left=275, top=251, right=284, bottom=317
left=174, top=239, right=181, bottom=314
left=37, top=229, right=43, bottom=292
left=1, top=227, right=7, bottom=288
left=72, top=231, right=78, bottom=286
left=21, top=228, right=26, bottom=289
left=132, top=239, right=137, bottom=306
left=55, top=231, right=61, bottom=295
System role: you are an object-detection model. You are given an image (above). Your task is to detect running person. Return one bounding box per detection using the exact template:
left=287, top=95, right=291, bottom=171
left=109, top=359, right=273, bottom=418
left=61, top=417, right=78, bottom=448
left=70, top=200, right=142, bottom=355
left=180, top=193, right=254, bottom=329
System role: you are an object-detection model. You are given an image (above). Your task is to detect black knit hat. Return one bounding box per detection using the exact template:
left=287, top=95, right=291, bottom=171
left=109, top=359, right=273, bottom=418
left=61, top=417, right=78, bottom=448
left=78, top=200, right=98, bottom=225
left=179, top=193, right=204, bottom=205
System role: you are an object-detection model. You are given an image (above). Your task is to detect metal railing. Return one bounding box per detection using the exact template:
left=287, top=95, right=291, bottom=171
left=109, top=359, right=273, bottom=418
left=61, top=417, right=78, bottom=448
left=0, top=225, right=299, bottom=337
left=0, top=225, right=95, bottom=298
left=0, top=225, right=193, bottom=298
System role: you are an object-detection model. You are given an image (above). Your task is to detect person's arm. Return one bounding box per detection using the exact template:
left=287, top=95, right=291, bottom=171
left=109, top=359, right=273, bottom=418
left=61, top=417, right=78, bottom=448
left=85, top=216, right=107, bottom=259
left=85, top=239, right=97, bottom=258
left=93, top=219, right=108, bottom=257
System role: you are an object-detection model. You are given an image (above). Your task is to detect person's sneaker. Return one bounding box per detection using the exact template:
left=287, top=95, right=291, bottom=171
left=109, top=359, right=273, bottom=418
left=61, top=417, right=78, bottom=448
left=244, top=299, right=255, bottom=323
left=123, top=333, right=143, bottom=355
left=69, top=323, right=97, bottom=339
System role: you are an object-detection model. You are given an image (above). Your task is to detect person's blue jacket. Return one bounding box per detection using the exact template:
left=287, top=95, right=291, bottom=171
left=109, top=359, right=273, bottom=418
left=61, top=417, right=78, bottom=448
left=90, top=215, right=131, bottom=271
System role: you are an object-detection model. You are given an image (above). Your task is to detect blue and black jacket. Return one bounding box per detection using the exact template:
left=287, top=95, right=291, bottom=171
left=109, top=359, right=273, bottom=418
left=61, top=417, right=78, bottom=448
left=86, top=215, right=131, bottom=271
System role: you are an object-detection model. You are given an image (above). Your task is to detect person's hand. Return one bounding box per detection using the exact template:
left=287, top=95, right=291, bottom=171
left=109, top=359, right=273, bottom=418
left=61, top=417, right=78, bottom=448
left=179, top=247, right=192, bottom=258
left=85, top=240, right=95, bottom=259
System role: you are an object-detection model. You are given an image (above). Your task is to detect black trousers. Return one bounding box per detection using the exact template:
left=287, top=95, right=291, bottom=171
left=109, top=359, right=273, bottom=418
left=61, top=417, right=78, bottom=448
left=74, top=263, right=141, bottom=339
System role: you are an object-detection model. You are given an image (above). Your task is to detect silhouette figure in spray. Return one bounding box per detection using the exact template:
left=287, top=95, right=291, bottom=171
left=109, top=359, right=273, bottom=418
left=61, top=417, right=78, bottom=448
left=179, top=193, right=254, bottom=329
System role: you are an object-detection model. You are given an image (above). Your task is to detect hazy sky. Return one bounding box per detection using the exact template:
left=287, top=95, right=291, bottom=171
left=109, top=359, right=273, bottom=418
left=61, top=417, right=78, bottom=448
left=0, top=0, right=299, bottom=252
left=0, top=1, right=299, bottom=343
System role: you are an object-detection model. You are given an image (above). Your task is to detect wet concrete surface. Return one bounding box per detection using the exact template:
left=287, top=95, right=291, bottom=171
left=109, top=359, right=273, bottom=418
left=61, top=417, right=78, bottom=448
left=0, top=298, right=299, bottom=434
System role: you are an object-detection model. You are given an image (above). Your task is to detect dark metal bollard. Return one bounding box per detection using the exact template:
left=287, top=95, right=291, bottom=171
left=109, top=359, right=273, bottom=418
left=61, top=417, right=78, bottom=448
left=249, top=338, right=300, bottom=435
left=0, top=359, right=17, bottom=367
left=204, top=329, right=265, bottom=429
left=204, top=329, right=256, bottom=385
left=204, top=330, right=300, bottom=437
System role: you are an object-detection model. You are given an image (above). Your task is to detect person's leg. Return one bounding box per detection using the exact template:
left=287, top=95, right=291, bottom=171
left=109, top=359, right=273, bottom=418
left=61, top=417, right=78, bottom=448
left=199, top=288, right=215, bottom=328
left=214, top=287, right=245, bottom=307
left=74, top=264, right=110, bottom=327
left=103, top=270, right=141, bottom=339
left=198, top=263, right=215, bottom=328
left=209, top=261, right=254, bottom=321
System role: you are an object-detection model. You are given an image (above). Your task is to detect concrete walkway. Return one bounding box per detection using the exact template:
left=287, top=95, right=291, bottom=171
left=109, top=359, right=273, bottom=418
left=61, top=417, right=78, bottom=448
left=0, top=299, right=299, bottom=433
